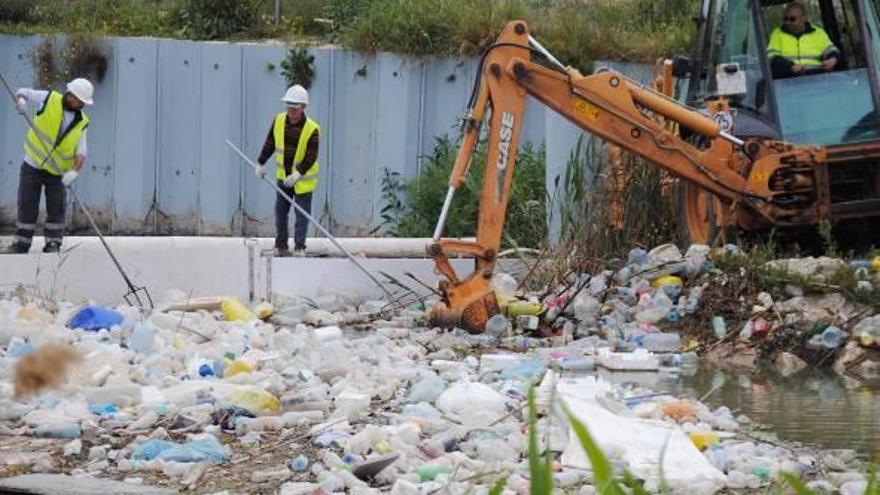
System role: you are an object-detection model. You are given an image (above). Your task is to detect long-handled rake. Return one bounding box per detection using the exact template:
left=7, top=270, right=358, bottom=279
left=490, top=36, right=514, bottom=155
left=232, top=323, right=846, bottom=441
left=226, top=139, right=395, bottom=301
left=0, top=71, right=153, bottom=309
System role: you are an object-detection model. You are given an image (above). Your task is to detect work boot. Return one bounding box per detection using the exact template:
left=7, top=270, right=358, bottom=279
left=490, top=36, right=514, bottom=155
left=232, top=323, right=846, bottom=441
left=292, top=247, right=306, bottom=257
left=0, top=242, right=29, bottom=254
left=274, top=247, right=291, bottom=257
left=42, top=241, right=61, bottom=253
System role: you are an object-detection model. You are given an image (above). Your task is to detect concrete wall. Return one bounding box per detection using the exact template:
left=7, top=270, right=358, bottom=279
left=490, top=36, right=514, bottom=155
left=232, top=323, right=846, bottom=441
left=0, top=35, right=652, bottom=239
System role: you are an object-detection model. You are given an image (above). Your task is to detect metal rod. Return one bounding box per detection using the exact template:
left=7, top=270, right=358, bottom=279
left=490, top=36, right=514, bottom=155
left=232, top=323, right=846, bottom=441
left=719, top=130, right=744, bottom=148
left=432, top=187, right=456, bottom=241
left=225, top=139, right=395, bottom=300
left=0, top=71, right=152, bottom=309
left=528, top=35, right=567, bottom=72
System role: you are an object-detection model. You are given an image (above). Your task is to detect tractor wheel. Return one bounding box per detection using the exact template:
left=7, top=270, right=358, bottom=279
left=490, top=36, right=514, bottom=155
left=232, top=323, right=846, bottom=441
left=676, top=180, right=736, bottom=247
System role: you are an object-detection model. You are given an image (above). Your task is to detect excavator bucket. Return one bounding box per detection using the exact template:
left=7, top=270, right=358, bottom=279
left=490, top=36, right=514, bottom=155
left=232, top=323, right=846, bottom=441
left=429, top=291, right=499, bottom=334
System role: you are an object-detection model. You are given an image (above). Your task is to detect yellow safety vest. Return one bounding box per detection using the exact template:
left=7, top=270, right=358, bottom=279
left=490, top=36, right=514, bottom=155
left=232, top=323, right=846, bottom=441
left=767, top=25, right=836, bottom=68
left=24, top=90, right=89, bottom=175
left=273, top=113, right=320, bottom=194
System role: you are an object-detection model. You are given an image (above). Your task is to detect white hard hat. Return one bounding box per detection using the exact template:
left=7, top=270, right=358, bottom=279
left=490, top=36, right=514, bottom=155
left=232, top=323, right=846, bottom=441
left=281, top=85, right=308, bottom=106
left=66, top=78, right=94, bottom=105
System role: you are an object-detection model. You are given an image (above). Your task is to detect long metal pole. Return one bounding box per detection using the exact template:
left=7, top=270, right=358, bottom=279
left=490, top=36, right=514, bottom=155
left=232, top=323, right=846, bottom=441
left=225, top=139, right=395, bottom=300
left=0, top=71, right=152, bottom=309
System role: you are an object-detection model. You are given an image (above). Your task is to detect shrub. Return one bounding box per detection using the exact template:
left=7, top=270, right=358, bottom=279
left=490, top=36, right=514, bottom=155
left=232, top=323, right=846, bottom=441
left=0, top=0, right=31, bottom=23
left=173, top=0, right=260, bottom=40
left=391, top=136, right=547, bottom=249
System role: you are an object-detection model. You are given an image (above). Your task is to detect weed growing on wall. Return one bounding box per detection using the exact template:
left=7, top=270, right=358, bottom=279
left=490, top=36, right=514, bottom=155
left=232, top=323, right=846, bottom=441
left=380, top=136, right=547, bottom=249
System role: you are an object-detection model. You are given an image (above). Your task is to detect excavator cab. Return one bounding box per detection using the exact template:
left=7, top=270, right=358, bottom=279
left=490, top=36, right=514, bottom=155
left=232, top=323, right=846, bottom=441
left=676, top=0, right=880, bottom=243
left=685, top=0, right=880, bottom=144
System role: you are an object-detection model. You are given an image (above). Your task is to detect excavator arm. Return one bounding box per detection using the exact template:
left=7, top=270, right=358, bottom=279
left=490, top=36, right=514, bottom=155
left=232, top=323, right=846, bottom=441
left=427, top=20, right=827, bottom=333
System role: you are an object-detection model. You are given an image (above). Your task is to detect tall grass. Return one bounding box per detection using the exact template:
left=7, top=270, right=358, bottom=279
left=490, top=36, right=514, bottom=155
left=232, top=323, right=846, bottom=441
left=1, top=0, right=700, bottom=64
left=547, top=135, right=678, bottom=273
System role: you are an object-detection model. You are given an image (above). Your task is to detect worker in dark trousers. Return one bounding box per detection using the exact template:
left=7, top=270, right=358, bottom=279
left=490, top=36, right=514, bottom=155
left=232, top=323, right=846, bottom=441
left=1, top=78, right=94, bottom=254
left=254, top=85, right=321, bottom=257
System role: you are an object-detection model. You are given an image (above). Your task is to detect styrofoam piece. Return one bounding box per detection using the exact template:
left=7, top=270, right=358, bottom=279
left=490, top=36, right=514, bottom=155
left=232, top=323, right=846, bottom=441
left=479, top=354, right=523, bottom=373
left=557, top=379, right=725, bottom=494
left=596, top=348, right=660, bottom=371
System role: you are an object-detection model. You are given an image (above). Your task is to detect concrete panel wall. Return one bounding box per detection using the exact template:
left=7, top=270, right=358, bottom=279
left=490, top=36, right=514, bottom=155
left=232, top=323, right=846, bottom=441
left=0, top=34, right=652, bottom=240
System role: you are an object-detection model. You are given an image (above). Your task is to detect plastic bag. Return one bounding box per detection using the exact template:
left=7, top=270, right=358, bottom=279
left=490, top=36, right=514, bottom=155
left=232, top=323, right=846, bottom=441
left=68, top=305, right=123, bottom=331
left=230, top=387, right=280, bottom=414
left=157, top=436, right=229, bottom=464
left=221, top=298, right=256, bottom=322
left=134, top=436, right=229, bottom=464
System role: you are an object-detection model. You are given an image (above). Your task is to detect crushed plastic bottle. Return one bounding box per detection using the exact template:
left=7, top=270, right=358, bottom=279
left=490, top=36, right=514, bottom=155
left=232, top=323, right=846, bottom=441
left=651, top=275, right=683, bottom=298
left=290, top=455, right=309, bottom=471
left=221, top=298, right=257, bottom=322
left=130, top=324, right=156, bottom=354
left=6, top=340, right=36, bottom=357
left=224, top=358, right=255, bottom=377
left=415, top=464, right=454, bottom=482
left=485, top=314, right=509, bottom=336
left=684, top=286, right=703, bottom=314
left=820, top=326, right=844, bottom=349
left=33, top=423, right=82, bottom=439
left=230, top=387, right=280, bottom=414
left=712, top=316, right=727, bottom=339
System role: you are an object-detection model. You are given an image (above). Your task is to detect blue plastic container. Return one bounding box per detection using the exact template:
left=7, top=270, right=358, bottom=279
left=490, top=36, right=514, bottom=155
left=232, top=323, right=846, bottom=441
left=67, top=305, right=124, bottom=331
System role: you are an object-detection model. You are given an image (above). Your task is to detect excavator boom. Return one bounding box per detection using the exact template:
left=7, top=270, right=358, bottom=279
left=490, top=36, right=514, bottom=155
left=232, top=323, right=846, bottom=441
left=427, top=20, right=862, bottom=332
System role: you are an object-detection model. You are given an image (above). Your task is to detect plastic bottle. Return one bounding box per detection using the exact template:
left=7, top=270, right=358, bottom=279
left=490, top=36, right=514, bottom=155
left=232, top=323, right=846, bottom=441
left=130, top=324, right=156, bottom=354
left=89, top=403, right=119, bottom=416
left=821, top=326, right=844, bottom=349
left=666, top=307, right=680, bottom=323
left=6, top=340, right=36, bottom=357
left=505, top=300, right=542, bottom=317
left=706, top=445, right=727, bottom=471
left=739, top=320, right=754, bottom=342
left=689, top=431, right=719, bottom=451
left=212, top=358, right=227, bottom=378
left=485, top=314, right=509, bottom=336
left=628, top=248, right=648, bottom=265
left=684, top=287, right=703, bottom=314
left=416, top=464, right=454, bottom=482
left=635, top=292, right=673, bottom=324
left=651, top=275, right=684, bottom=298
left=230, top=387, right=280, bottom=414
left=712, top=316, right=727, bottom=339
left=198, top=363, right=215, bottom=377
left=640, top=332, right=681, bottom=353
left=224, top=358, right=255, bottom=377
left=34, top=423, right=82, bottom=439
left=290, top=455, right=309, bottom=471
left=221, top=298, right=257, bottom=322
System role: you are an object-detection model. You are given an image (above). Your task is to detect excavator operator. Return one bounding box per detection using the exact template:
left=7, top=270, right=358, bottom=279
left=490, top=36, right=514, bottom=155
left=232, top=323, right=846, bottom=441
left=767, top=1, right=842, bottom=78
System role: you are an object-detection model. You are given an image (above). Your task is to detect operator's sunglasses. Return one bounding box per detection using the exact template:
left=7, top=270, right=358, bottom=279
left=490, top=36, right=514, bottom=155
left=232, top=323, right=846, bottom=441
left=784, top=16, right=800, bottom=22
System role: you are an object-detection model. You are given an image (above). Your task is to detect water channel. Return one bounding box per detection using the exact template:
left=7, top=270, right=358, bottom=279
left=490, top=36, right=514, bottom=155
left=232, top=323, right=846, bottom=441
left=652, top=364, right=880, bottom=461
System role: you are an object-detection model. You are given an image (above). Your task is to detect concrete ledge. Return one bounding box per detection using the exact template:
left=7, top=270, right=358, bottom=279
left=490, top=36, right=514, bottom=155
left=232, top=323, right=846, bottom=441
left=0, top=474, right=174, bottom=495
left=0, top=236, right=478, bottom=305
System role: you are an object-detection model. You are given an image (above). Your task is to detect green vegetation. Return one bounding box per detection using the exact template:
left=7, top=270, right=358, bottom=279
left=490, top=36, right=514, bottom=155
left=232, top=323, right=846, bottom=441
left=377, top=136, right=547, bottom=249
left=551, top=135, right=679, bottom=268
left=0, top=0, right=700, bottom=66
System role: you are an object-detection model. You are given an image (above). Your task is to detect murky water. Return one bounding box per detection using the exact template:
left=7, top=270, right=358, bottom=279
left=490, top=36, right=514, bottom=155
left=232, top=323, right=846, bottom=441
left=653, top=364, right=880, bottom=460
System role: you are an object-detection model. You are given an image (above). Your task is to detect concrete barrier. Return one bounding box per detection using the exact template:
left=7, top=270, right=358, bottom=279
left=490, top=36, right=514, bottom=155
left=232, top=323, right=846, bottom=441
left=0, top=236, right=477, bottom=305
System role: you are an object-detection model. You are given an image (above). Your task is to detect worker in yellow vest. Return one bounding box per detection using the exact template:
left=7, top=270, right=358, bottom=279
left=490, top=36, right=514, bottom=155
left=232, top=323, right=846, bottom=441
left=767, top=2, right=841, bottom=79
left=1, top=78, right=94, bottom=254
left=255, top=85, right=321, bottom=257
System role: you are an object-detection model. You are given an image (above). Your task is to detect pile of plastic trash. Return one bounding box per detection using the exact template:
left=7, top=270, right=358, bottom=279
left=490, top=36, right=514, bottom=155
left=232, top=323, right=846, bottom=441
left=0, top=243, right=877, bottom=494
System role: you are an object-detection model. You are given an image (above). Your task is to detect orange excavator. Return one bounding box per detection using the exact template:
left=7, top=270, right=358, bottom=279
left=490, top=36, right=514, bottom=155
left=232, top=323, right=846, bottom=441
left=428, top=11, right=880, bottom=333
